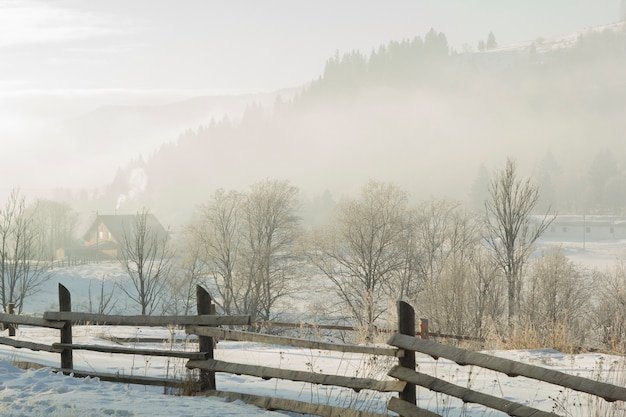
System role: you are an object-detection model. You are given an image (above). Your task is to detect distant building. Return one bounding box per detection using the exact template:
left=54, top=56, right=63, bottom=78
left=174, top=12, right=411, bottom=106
left=65, top=214, right=168, bottom=261
left=535, top=215, right=626, bottom=241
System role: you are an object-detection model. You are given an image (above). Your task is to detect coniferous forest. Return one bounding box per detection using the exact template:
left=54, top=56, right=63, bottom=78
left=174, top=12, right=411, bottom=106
left=79, top=26, right=626, bottom=227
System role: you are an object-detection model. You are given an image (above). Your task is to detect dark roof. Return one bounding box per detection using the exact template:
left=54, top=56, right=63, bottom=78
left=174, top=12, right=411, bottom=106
left=83, top=214, right=168, bottom=242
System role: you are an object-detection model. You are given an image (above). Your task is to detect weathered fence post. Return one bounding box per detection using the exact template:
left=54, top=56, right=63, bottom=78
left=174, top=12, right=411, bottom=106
left=397, top=301, right=416, bottom=407
left=419, top=318, right=429, bottom=339
left=59, top=283, right=73, bottom=373
left=197, top=285, right=216, bottom=390
left=7, top=303, right=15, bottom=336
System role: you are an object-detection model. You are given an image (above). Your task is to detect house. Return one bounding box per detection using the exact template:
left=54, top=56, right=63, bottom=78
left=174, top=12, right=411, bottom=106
left=534, top=215, right=626, bottom=241
left=77, top=214, right=169, bottom=261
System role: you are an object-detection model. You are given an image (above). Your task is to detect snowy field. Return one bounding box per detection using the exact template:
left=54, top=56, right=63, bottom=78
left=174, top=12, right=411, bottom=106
left=1, top=238, right=626, bottom=416
left=2, top=331, right=626, bottom=417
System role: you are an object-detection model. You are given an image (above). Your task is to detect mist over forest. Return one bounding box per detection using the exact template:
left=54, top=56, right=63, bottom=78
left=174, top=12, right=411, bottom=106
left=57, top=24, right=624, bottom=228
left=5, top=6, right=626, bottom=362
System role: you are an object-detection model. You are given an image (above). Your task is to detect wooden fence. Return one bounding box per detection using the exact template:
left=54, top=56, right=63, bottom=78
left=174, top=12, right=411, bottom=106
left=2, top=289, right=626, bottom=417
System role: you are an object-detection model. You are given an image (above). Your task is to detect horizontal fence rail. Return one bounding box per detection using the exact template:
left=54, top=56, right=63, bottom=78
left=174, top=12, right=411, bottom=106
left=186, top=358, right=406, bottom=393
left=0, top=336, right=60, bottom=353
left=187, top=325, right=403, bottom=357
left=387, top=398, right=446, bottom=417
left=52, top=343, right=208, bottom=360
left=207, top=390, right=390, bottom=417
left=0, top=313, right=66, bottom=329
left=51, top=368, right=188, bottom=389
left=388, top=333, right=626, bottom=403
left=252, top=320, right=485, bottom=342
left=388, top=366, right=558, bottom=417
left=42, top=312, right=250, bottom=327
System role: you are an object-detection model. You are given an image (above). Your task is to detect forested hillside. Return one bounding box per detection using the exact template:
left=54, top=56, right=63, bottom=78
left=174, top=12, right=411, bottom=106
left=87, top=25, right=626, bottom=226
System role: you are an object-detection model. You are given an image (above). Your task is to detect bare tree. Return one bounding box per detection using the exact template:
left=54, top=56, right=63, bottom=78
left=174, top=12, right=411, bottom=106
left=118, top=208, right=174, bottom=315
left=193, top=189, right=243, bottom=315
left=166, top=227, right=210, bottom=316
left=413, top=199, right=476, bottom=286
left=239, top=179, right=302, bottom=322
left=471, top=247, right=505, bottom=337
left=394, top=208, right=421, bottom=301
left=0, top=189, right=50, bottom=313
left=594, top=261, right=626, bottom=350
left=483, top=158, right=554, bottom=326
left=187, top=182, right=301, bottom=322
left=31, top=200, right=77, bottom=263
left=307, top=181, right=411, bottom=335
left=86, top=276, right=117, bottom=314
left=520, top=248, right=591, bottom=349
left=412, top=201, right=498, bottom=338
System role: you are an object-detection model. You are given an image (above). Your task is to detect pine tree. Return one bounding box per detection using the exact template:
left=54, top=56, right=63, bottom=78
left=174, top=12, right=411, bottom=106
left=486, top=32, right=498, bottom=49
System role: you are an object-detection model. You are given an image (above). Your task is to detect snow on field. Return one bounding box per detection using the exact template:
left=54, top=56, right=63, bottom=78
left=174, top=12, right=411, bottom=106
left=2, top=239, right=626, bottom=416
left=2, top=326, right=626, bottom=417
left=534, top=236, right=626, bottom=272
left=0, top=359, right=278, bottom=417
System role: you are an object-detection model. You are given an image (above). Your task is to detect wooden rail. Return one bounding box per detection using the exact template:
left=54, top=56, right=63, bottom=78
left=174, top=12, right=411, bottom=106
left=0, top=313, right=65, bottom=329
left=187, top=326, right=403, bottom=357
left=52, top=368, right=187, bottom=388
left=252, top=320, right=485, bottom=342
left=387, top=398, right=445, bottom=417
left=52, top=343, right=208, bottom=360
left=43, top=312, right=250, bottom=327
left=0, top=336, right=60, bottom=353
left=187, top=358, right=405, bottom=393
left=389, top=366, right=557, bottom=417
left=388, top=333, right=626, bottom=403
left=207, top=389, right=389, bottom=417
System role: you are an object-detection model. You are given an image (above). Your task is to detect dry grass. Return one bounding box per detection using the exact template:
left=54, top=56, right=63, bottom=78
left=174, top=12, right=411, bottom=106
left=483, top=317, right=584, bottom=354
left=12, top=361, right=48, bottom=370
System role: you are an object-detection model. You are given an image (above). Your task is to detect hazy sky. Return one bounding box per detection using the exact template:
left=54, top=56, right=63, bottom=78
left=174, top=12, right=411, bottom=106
left=1, top=1, right=621, bottom=97
left=0, top=0, right=622, bottom=196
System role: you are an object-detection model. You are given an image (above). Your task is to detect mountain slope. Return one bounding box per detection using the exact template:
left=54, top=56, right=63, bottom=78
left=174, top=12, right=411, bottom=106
left=82, top=23, right=626, bottom=226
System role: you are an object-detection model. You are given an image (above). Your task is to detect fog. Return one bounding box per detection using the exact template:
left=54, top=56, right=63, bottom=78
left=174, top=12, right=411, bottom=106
left=1, top=1, right=624, bottom=227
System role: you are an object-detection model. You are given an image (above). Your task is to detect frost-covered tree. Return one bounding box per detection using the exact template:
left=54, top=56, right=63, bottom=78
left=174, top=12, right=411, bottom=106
left=192, top=189, right=243, bottom=316
left=31, top=200, right=77, bottom=263
left=0, top=190, right=50, bottom=313
left=190, top=181, right=302, bottom=322
left=307, top=181, right=412, bottom=335
left=118, top=208, right=173, bottom=315
left=239, top=179, right=302, bottom=322
left=521, top=249, right=591, bottom=349
left=483, top=158, right=553, bottom=327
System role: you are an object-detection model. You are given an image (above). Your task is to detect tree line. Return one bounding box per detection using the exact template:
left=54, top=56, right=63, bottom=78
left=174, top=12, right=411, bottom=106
left=305, top=28, right=450, bottom=96
left=166, top=158, right=626, bottom=351
left=0, top=190, right=76, bottom=314
left=303, top=25, right=626, bottom=98
left=6, top=158, right=626, bottom=352
left=109, top=159, right=579, bottom=347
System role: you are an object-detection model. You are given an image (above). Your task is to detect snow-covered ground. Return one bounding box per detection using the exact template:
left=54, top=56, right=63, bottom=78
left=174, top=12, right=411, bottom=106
left=2, top=331, right=626, bottom=417
left=1, top=238, right=626, bottom=416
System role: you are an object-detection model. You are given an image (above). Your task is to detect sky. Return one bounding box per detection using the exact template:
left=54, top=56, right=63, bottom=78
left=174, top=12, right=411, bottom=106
left=0, top=0, right=623, bottom=197
left=1, top=1, right=622, bottom=96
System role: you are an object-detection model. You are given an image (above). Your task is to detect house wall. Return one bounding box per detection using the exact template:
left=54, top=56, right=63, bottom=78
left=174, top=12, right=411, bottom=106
left=540, top=216, right=626, bottom=240
left=85, top=223, right=116, bottom=247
